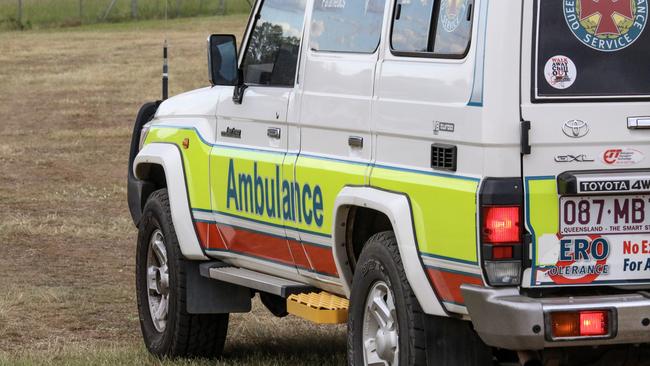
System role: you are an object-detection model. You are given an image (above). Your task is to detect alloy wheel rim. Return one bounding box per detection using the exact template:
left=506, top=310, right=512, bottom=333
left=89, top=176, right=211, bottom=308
left=146, top=229, right=169, bottom=333
left=362, top=280, right=399, bottom=366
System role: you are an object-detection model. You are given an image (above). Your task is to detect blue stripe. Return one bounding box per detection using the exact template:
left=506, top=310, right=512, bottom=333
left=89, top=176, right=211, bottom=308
left=193, top=208, right=332, bottom=239
left=372, top=163, right=481, bottom=182
left=204, top=248, right=339, bottom=278
left=194, top=217, right=332, bottom=249
left=150, top=125, right=480, bottom=182
left=524, top=175, right=556, bottom=286
left=423, top=264, right=483, bottom=279
left=420, top=252, right=479, bottom=266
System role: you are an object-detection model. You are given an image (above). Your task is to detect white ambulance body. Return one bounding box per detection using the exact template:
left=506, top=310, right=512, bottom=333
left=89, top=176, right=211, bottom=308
left=128, top=0, right=650, bottom=364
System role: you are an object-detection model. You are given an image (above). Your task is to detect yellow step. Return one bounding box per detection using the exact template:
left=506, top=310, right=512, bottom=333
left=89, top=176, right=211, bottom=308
left=287, top=292, right=349, bottom=324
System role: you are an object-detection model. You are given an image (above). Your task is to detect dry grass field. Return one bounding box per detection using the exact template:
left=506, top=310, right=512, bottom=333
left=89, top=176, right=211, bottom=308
left=0, top=15, right=345, bottom=365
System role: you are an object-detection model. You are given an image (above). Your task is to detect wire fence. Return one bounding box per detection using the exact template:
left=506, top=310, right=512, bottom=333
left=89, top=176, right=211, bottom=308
left=0, top=0, right=252, bottom=30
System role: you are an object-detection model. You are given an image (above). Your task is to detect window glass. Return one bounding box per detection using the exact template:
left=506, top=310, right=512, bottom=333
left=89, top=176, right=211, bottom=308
left=433, top=0, right=473, bottom=55
left=310, top=0, right=387, bottom=53
left=391, top=0, right=473, bottom=56
left=391, top=0, right=435, bottom=52
left=242, top=0, right=307, bottom=86
left=536, top=0, right=650, bottom=98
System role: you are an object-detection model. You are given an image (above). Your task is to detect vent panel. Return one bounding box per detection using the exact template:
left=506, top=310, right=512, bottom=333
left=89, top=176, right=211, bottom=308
left=431, top=144, right=457, bottom=172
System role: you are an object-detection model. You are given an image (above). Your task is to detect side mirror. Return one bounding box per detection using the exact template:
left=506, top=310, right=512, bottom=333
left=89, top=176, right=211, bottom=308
left=208, top=34, right=238, bottom=86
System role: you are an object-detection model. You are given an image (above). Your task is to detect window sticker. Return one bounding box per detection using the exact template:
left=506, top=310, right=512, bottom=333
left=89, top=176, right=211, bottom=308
left=544, top=55, right=577, bottom=90
left=440, top=0, right=470, bottom=33
left=564, top=0, right=647, bottom=52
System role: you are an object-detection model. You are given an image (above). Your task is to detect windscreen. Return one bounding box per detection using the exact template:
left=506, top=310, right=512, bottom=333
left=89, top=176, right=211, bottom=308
left=534, top=0, right=650, bottom=100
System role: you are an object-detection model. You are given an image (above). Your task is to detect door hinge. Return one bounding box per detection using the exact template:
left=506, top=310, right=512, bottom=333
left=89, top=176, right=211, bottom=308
left=521, top=120, right=531, bottom=155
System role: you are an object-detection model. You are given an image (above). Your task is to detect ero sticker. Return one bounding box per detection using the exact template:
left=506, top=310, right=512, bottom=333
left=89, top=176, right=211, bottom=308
left=564, top=0, right=648, bottom=52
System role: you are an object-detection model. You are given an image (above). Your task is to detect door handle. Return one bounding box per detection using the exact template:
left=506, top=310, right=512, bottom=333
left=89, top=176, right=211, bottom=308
left=628, top=117, right=650, bottom=129
left=267, top=127, right=281, bottom=139
left=348, top=136, right=364, bottom=148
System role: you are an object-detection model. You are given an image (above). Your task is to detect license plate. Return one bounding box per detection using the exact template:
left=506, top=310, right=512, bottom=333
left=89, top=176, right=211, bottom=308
left=560, top=195, right=650, bottom=236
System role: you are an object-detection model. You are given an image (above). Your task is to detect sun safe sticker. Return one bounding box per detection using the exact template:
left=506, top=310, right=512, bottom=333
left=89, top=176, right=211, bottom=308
left=544, top=55, right=577, bottom=89
left=534, top=234, right=650, bottom=286
left=564, top=0, right=648, bottom=52
left=440, top=0, right=470, bottom=32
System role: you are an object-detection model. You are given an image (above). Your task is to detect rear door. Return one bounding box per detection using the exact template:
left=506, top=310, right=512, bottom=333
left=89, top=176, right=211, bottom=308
left=521, top=0, right=650, bottom=288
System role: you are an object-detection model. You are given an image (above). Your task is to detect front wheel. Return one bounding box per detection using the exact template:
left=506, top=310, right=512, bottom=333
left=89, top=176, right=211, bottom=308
left=136, top=189, right=229, bottom=358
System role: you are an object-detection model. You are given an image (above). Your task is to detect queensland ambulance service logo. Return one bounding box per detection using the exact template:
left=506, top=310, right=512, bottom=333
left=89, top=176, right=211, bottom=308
left=564, top=0, right=648, bottom=52
left=440, top=0, right=469, bottom=32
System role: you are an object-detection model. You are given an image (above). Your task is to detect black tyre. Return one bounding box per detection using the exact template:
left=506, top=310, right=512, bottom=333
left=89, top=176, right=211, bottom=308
left=348, top=231, right=427, bottom=366
left=136, top=189, right=229, bottom=358
left=347, top=231, right=493, bottom=366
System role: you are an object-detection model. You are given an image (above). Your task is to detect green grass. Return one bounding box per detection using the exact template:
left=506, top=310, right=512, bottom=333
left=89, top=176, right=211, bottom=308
left=0, top=0, right=252, bottom=30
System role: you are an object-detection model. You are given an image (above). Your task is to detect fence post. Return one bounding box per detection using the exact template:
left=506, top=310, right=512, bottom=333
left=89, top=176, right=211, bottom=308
left=131, top=0, right=138, bottom=18
left=102, top=0, right=118, bottom=20
left=218, top=0, right=226, bottom=15
left=79, top=0, right=83, bottom=22
left=175, top=0, right=181, bottom=17
left=17, top=0, right=23, bottom=24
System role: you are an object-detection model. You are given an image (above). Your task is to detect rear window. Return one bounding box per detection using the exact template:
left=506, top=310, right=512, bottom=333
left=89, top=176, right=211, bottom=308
left=534, top=0, right=650, bottom=100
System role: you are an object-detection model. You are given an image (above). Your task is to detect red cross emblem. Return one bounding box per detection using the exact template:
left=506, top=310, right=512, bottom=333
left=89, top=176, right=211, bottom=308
left=580, top=0, right=635, bottom=36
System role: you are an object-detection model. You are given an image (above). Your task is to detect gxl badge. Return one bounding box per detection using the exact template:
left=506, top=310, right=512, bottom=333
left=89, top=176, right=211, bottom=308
left=563, top=120, right=590, bottom=138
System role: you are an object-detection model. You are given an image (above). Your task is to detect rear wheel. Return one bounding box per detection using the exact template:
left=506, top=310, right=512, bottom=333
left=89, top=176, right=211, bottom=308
left=348, top=231, right=427, bottom=366
left=347, top=231, right=493, bottom=366
left=136, top=189, right=229, bottom=358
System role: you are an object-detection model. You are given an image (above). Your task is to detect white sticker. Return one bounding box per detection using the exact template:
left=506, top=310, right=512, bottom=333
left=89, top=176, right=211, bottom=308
left=602, top=148, right=645, bottom=166
left=544, top=55, right=577, bottom=90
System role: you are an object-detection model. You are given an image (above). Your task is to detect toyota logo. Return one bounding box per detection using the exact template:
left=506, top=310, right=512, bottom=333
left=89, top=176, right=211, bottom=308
left=562, top=120, right=590, bottom=138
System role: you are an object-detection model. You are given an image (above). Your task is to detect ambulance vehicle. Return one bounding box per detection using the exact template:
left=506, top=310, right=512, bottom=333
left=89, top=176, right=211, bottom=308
left=127, top=0, right=650, bottom=364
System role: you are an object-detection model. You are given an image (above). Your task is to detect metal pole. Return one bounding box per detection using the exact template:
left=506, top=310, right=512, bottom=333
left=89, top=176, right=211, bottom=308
left=17, top=0, right=22, bottom=25
left=175, top=0, right=180, bottom=17
left=162, top=40, right=169, bottom=100
left=218, top=0, right=226, bottom=15
left=131, top=0, right=138, bottom=18
left=102, top=0, right=118, bottom=20
left=79, top=0, right=83, bottom=22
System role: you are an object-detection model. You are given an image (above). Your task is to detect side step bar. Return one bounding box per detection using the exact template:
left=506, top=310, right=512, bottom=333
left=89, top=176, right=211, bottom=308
left=199, top=262, right=315, bottom=298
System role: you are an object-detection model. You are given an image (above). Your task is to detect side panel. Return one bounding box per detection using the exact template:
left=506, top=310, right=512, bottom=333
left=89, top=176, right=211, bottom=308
left=333, top=187, right=447, bottom=316
left=134, top=141, right=208, bottom=260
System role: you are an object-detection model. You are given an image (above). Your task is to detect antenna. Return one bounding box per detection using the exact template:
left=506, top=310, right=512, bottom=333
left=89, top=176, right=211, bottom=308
left=162, top=0, right=169, bottom=100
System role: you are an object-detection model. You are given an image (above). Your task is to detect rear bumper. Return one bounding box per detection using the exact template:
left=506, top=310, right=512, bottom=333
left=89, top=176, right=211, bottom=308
left=461, top=285, right=650, bottom=350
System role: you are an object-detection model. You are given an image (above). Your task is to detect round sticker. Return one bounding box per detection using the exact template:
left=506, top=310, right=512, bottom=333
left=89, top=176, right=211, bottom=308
left=544, top=55, right=577, bottom=90
left=564, top=0, right=648, bottom=52
left=440, top=0, right=470, bottom=33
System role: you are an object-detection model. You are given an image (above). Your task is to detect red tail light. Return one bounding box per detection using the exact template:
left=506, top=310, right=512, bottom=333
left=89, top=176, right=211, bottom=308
left=550, top=310, right=610, bottom=338
left=482, top=206, right=521, bottom=243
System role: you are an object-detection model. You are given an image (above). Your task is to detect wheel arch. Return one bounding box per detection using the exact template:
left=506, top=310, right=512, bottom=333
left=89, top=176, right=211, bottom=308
left=332, top=186, right=446, bottom=316
left=133, top=143, right=207, bottom=260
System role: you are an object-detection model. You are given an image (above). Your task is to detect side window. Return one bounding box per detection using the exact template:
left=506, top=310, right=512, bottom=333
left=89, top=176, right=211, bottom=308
left=310, top=0, right=387, bottom=53
left=391, top=0, right=473, bottom=57
left=242, top=0, right=307, bottom=86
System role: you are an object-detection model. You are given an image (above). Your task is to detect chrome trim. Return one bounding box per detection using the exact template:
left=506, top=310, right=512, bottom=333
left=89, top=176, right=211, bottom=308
left=628, top=117, right=650, bottom=130
left=462, top=285, right=650, bottom=350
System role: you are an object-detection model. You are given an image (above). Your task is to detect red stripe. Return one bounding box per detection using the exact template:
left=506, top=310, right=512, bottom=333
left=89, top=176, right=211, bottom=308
left=288, top=240, right=311, bottom=270
left=194, top=221, right=338, bottom=277
left=426, top=268, right=483, bottom=305
left=303, top=244, right=338, bottom=276
left=218, top=224, right=295, bottom=265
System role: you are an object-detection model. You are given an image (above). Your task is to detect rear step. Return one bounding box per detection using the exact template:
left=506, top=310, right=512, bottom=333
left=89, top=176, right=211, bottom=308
left=199, top=261, right=349, bottom=324
left=287, top=292, right=349, bottom=324
left=199, top=262, right=315, bottom=298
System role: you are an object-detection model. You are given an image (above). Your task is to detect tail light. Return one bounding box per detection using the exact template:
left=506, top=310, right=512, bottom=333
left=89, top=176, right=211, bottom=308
left=550, top=310, right=611, bottom=339
left=479, top=179, right=524, bottom=286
